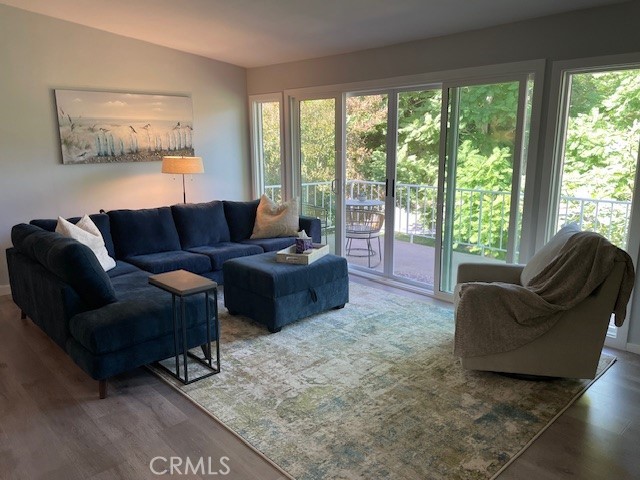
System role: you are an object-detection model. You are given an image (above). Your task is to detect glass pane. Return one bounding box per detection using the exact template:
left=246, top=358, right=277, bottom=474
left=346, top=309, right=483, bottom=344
left=441, top=81, right=523, bottom=293
left=393, top=88, right=442, bottom=286
left=556, top=68, right=640, bottom=339
left=556, top=68, right=640, bottom=251
left=345, top=94, right=388, bottom=270
left=300, top=98, right=336, bottom=253
left=257, top=101, right=282, bottom=202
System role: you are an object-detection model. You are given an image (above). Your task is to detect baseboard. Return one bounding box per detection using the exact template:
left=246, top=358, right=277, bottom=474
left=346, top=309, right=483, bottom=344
left=626, top=343, right=640, bottom=355
left=0, top=284, right=11, bottom=296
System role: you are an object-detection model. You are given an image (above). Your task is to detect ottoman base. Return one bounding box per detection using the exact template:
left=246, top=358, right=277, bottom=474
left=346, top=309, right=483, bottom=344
left=223, top=253, right=349, bottom=332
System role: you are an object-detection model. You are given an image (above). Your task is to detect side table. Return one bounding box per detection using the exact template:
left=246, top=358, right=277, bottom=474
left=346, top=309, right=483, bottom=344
left=149, top=269, right=220, bottom=384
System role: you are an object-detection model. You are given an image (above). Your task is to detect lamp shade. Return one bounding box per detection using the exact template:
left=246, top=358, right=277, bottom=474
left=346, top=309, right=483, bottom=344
left=162, top=156, right=204, bottom=174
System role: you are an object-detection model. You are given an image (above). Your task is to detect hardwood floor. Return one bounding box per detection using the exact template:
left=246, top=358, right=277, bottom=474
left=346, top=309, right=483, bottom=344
left=1, top=279, right=639, bottom=479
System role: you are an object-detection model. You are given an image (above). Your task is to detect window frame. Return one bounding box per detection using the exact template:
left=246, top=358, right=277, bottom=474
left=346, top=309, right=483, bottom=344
left=540, top=53, right=640, bottom=350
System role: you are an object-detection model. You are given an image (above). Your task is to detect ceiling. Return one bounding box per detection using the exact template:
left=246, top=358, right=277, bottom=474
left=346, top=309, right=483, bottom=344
left=0, top=0, right=626, bottom=68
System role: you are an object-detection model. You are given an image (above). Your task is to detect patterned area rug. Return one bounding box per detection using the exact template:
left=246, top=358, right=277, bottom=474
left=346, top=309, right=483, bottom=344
left=153, top=282, right=614, bottom=480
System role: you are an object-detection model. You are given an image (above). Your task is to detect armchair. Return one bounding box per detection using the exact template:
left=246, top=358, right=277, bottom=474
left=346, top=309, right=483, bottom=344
left=454, top=224, right=634, bottom=379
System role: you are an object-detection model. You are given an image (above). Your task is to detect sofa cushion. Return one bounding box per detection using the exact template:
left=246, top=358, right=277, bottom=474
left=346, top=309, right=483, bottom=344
left=521, top=223, right=581, bottom=287
left=108, top=207, right=181, bottom=259
left=241, top=237, right=296, bottom=252
left=11, top=224, right=117, bottom=309
left=223, top=200, right=260, bottom=242
left=69, top=271, right=214, bottom=354
left=187, top=243, right=263, bottom=270
left=31, top=213, right=115, bottom=259
left=171, top=201, right=231, bottom=248
left=107, top=260, right=140, bottom=278
left=125, top=250, right=212, bottom=274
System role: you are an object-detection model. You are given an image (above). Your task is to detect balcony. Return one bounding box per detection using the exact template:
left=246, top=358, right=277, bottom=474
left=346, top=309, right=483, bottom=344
left=265, top=180, right=632, bottom=287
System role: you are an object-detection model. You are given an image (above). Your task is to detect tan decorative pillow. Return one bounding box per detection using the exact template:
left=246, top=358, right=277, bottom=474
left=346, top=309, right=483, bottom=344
left=250, top=195, right=299, bottom=239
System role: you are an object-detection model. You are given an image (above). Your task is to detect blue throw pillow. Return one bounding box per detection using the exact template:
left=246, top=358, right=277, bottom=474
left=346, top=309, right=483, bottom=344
left=223, top=200, right=260, bottom=242
left=108, top=207, right=181, bottom=258
left=171, top=201, right=231, bottom=248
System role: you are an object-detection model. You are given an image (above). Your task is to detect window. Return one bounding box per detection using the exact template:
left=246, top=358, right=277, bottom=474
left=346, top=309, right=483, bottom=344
left=250, top=95, right=284, bottom=201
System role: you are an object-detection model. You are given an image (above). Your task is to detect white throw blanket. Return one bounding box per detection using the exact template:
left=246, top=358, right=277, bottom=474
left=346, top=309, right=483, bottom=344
left=454, top=232, right=635, bottom=358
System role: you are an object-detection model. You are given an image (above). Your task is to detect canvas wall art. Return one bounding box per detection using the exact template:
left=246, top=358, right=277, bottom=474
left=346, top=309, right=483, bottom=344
left=54, top=90, right=195, bottom=164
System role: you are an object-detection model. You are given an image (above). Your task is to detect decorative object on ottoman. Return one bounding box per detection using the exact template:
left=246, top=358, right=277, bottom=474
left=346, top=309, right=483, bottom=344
left=276, top=243, right=329, bottom=265
left=294, top=230, right=313, bottom=253
left=223, top=252, right=348, bottom=333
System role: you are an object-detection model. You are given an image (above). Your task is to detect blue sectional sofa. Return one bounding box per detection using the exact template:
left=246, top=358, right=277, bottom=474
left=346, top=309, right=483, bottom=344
left=6, top=200, right=320, bottom=398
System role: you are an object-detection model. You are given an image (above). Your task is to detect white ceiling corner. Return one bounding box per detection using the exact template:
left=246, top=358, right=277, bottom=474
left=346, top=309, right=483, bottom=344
left=0, top=0, right=626, bottom=67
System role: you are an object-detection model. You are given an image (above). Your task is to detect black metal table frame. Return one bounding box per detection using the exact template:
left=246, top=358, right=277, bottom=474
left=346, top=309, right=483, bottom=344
left=156, top=287, right=220, bottom=385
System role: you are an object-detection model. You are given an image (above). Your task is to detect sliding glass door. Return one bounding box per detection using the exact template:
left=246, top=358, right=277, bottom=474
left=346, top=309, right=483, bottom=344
left=343, top=87, right=443, bottom=286
left=294, top=96, right=341, bottom=254
left=393, top=88, right=442, bottom=286
left=345, top=92, right=388, bottom=270
left=437, top=78, right=532, bottom=295
left=272, top=62, right=541, bottom=296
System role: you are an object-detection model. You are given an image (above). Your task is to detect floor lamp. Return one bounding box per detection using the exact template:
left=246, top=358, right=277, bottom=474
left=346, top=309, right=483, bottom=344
left=162, top=156, right=204, bottom=203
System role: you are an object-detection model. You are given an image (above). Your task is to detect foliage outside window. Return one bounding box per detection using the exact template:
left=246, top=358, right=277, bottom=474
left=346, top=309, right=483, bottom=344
left=558, top=69, right=640, bottom=249
left=257, top=101, right=282, bottom=202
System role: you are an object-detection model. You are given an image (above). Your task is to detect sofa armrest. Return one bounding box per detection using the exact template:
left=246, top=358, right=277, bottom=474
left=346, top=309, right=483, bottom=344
left=7, top=247, right=87, bottom=348
left=299, top=216, right=321, bottom=243
left=457, top=263, right=525, bottom=285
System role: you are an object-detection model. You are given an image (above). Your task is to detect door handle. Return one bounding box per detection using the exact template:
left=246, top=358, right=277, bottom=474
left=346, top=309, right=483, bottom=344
left=385, top=179, right=395, bottom=197
left=331, top=179, right=336, bottom=193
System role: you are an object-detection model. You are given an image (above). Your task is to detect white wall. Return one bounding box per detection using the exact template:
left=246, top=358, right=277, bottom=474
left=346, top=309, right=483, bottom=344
left=246, top=1, right=640, bottom=348
left=247, top=2, right=640, bottom=93
left=0, top=4, right=250, bottom=289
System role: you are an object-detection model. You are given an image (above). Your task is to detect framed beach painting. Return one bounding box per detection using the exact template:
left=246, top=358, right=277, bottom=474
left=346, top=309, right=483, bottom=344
left=54, top=89, right=195, bottom=164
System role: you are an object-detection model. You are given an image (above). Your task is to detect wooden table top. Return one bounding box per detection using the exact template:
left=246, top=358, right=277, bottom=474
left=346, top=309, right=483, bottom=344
left=148, top=269, right=217, bottom=296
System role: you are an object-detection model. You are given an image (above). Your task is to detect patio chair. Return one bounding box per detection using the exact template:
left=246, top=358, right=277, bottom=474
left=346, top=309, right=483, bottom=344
left=346, top=208, right=384, bottom=268
left=302, top=203, right=329, bottom=243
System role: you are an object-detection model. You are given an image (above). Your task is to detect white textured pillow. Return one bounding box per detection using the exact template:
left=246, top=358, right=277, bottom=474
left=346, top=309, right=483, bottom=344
left=55, top=215, right=116, bottom=271
left=250, top=195, right=299, bottom=239
left=520, top=223, right=581, bottom=286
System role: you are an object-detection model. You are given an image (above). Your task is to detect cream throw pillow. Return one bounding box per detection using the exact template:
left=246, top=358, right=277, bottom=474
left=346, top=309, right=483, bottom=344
left=520, top=222, right=581, bottom=286
left=56, top=215, right=116, bottom=271
left=250, top=195, right=299, bottom=239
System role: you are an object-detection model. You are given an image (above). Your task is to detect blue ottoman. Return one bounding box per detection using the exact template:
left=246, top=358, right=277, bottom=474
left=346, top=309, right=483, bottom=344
left=222, top=252, right=349, bottom=332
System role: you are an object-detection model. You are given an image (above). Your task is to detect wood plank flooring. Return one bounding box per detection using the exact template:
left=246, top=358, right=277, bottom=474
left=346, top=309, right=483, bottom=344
left=1, top=278, right=639, bottom=479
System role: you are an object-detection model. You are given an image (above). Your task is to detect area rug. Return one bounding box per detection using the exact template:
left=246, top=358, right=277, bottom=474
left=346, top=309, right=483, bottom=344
left=152, top=282, right=615, bottom=480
